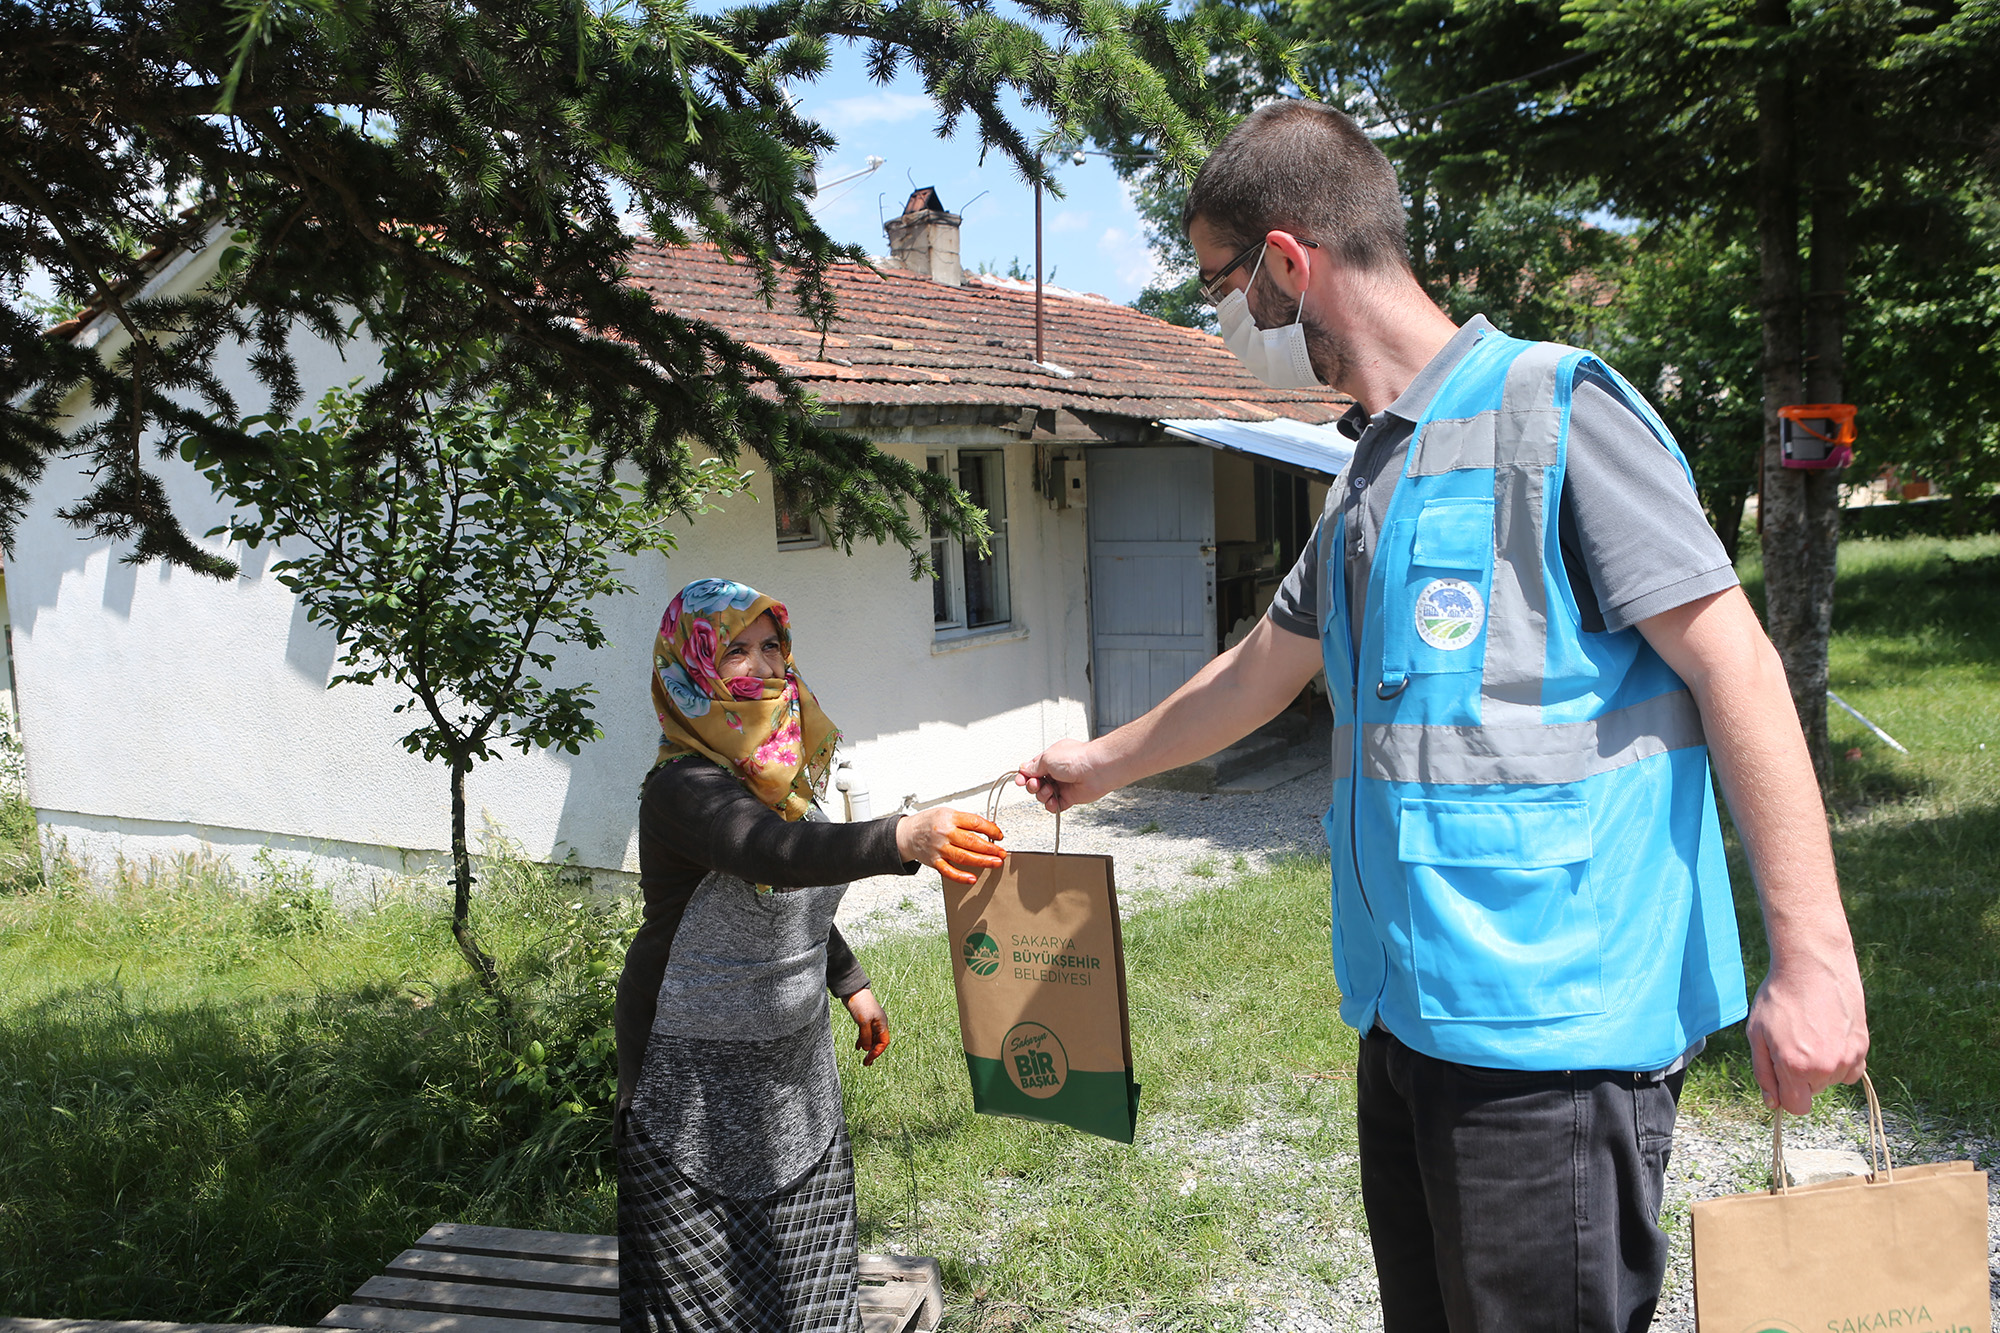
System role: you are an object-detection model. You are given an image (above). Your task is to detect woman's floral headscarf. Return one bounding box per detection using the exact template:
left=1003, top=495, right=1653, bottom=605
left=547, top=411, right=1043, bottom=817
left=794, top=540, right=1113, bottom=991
left=651, top=578, right=839, bottom=822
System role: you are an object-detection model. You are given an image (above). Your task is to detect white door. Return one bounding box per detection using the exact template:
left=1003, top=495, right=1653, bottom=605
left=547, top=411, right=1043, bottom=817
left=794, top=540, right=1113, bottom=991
left=1086, top=446, right=1216, bottom=734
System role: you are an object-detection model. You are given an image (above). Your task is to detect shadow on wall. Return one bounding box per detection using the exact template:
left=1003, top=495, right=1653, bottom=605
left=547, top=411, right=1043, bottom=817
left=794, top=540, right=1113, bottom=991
left=284, top=597, right=339, bottom=686
left=101, top=551, right=139, bottom=619
left=542, top=555, right=669, bottom=876
left=12, top=433, right=249, bottom=641
left=548, top=715, right=654, bottom=877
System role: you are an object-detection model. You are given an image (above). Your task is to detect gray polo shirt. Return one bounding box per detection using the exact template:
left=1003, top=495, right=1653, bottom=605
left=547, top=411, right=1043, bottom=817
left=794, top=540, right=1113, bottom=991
left=1270, top=316, right=1738, bottom=647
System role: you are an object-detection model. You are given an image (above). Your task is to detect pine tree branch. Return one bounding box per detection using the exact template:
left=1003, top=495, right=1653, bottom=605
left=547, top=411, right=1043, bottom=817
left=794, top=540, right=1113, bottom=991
left=0, top=158, right=156, bottom=495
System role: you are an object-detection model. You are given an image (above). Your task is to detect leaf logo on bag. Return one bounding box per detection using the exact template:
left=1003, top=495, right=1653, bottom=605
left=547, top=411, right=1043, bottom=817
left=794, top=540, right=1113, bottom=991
left=963, top=931, right=1001, bottom=977
left=1003, top=1022, right=1069, bottom=1099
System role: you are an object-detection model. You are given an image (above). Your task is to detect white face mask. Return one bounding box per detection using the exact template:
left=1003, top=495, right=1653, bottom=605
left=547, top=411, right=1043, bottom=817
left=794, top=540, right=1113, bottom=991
left=1215, top=249, right=1321, bottom=389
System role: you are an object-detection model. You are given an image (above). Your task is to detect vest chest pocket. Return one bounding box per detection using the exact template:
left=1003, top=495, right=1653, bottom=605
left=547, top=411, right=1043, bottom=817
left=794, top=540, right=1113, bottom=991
left=1398, top=797, right=1606, bottom=1023
left=1383, top=498, right=1494, bottom=680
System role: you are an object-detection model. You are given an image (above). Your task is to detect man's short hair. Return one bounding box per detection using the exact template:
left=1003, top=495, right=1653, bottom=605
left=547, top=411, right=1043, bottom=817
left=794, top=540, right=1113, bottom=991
left=1185, top=101, right=1410, bottom=274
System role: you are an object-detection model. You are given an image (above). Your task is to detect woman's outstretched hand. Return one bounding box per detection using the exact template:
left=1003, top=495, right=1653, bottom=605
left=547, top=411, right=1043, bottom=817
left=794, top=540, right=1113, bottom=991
left=844, top=987, right=891, bottom=1066
left=895, top=808, right=1006, bottom=884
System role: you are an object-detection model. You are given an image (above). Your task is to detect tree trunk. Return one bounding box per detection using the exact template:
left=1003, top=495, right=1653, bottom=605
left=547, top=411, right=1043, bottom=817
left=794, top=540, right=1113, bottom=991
left=1713, top=481, right=1750, bottom=568
left=450, top=751, right=504, bottom=997
left=1797, top=70, right=1855, bottom=786
left=1753, top=0, right=1831, bottom=792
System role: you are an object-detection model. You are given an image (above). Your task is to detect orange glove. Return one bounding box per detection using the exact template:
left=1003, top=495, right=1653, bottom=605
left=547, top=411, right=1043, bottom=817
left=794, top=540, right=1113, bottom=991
left=895, top=808, right=1006, bottom=884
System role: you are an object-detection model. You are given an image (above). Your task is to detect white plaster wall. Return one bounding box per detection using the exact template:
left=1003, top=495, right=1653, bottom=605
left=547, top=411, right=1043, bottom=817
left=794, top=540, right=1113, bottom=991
left=639, top=431, right=1091, bottom=829
left=15, top=247, right=1092, bottom=891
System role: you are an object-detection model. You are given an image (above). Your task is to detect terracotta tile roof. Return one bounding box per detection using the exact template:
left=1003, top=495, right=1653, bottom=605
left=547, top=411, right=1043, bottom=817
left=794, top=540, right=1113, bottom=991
left=624, top=240, right=1352, bottom=425
left=49, top=231, right=1353, bottom=428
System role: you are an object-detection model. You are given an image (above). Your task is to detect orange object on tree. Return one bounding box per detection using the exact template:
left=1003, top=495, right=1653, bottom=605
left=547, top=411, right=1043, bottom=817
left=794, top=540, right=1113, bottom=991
left=1778, top=403, right=1857, bottom=470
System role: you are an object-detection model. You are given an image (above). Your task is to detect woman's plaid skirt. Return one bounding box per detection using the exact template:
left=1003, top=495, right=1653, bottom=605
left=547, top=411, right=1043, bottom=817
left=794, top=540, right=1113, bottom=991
left=618, top=1116, right=862, bottom=1333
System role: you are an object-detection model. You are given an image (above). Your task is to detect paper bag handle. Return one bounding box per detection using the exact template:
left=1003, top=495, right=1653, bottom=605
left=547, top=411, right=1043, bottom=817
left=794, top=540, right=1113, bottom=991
left=1771, top=1070, right=1891, bottom=1194
left=984, top=770, right=1061, bottom=854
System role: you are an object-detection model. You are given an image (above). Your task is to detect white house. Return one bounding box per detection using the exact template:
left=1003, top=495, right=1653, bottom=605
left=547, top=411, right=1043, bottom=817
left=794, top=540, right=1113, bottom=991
left=9, top=192, right=1353, bottom=892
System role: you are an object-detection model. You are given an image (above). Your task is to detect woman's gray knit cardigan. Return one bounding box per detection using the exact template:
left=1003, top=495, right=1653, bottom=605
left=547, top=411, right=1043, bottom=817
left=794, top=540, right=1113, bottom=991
left=616, top=758, right=916, bottom=1198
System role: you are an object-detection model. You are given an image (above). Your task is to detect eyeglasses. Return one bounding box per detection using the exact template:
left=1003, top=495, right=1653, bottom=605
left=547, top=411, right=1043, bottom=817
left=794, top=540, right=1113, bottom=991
left=1199, top=235, right=1320, bottom=306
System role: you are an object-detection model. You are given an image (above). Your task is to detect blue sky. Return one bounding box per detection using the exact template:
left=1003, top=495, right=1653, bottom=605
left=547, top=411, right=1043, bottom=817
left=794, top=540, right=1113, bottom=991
left=788, top=50, right=1168, bottom=305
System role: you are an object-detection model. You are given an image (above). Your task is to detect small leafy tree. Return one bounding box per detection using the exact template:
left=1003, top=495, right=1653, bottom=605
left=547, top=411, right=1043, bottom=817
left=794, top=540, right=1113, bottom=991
left=188, top=340, right=737, bottom=992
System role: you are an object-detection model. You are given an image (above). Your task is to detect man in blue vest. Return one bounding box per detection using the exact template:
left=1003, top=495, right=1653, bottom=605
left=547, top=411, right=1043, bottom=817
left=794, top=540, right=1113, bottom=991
left=1018, top=99, right=1869, bottom=1330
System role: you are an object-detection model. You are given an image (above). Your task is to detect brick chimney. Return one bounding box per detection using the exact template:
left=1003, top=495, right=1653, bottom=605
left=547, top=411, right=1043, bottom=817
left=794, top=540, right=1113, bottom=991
left=884, top=186, right=962, bottom=287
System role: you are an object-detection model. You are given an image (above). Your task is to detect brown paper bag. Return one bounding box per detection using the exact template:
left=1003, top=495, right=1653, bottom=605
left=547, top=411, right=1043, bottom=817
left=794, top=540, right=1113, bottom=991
left=1691, top=1075, right=1990, bottom=1333
left=939, top=779, right=1140, bottom=1143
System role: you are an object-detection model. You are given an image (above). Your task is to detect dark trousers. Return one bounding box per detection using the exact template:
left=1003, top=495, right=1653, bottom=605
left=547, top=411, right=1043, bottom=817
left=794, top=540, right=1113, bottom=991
left=1357, top=1026, right=1682, bottom=1333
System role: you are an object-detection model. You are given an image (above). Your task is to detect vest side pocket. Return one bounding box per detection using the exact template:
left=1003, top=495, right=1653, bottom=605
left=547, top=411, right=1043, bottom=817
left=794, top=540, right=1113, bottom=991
left=1381, top=499, right=1495, bottom=682
left=1398, top=796, right=1606, bottom=1023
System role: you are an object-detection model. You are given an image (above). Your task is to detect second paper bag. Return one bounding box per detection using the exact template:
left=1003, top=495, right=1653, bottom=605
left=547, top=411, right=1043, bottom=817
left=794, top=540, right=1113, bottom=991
left=942, top=845, right=1140, bottom=1144
left=1692, top=1077, right=1990, bottom=1333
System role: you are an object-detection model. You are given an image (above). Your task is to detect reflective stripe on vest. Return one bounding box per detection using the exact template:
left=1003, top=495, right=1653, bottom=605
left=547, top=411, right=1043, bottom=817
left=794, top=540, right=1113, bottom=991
left=1323, top=330, right=1748, bottom=1072
left=1363, top=688, right=1704, bottom=786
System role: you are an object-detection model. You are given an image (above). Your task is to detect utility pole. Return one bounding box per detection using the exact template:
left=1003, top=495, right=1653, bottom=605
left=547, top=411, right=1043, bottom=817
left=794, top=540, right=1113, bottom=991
left=1034, top=179, right=1045, bottom=365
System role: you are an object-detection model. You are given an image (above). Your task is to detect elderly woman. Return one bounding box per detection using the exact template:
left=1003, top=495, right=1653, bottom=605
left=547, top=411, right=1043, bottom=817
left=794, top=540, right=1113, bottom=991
left=615, top=578, right=1005, bottom=1333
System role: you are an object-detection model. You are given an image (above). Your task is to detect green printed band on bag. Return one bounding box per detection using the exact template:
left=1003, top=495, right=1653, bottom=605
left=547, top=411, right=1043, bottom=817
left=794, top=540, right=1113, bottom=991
left=965, top=1052, right=1141, bottom=1145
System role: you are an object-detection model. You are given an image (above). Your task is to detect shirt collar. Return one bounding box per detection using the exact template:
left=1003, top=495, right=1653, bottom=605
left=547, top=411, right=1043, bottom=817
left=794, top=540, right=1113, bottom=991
left=1381, top=315, right=1496, bottom=424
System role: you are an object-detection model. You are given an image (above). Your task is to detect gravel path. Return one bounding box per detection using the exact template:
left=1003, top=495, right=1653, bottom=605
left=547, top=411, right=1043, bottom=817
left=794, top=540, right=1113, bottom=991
left=835, top=756, right=2000, bottom=1329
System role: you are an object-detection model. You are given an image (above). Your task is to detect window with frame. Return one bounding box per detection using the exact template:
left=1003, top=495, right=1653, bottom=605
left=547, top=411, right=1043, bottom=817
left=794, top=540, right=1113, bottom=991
left=1252, top=462, right=1312, bottom=573
left=928, top=449, right=1011, bottom=633
left=774, top=484, right=824, bottom=550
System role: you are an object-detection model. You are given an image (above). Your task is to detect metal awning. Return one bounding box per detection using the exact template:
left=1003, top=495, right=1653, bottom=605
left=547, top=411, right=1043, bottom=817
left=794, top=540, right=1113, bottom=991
left=1158, top=416, right=1355, bottom=482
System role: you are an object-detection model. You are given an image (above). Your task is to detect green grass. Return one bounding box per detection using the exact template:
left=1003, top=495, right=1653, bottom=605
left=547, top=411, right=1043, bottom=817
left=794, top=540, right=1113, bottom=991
left=0, top=839, right=1360, bottom=1329
left=2, top=531, right=1995, bottom=1328
left=1691, top=533, right=2000, bottom=1125
left=0, top=849, right=633, bottom=1324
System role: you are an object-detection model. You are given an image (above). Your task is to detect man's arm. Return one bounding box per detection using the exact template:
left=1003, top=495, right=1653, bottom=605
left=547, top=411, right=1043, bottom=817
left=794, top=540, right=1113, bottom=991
left=1019, top=616, right=1324, bottom=811
left=1637, top=586, right=1869, bottom=1113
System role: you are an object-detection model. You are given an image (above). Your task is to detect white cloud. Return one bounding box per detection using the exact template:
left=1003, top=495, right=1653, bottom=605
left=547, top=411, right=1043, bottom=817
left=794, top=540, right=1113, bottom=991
left=813, top=91, right=934, bottom=133
left=1050, top=210, right=1092, bottom=235
left=1098, top=225, right=1164, bottom=292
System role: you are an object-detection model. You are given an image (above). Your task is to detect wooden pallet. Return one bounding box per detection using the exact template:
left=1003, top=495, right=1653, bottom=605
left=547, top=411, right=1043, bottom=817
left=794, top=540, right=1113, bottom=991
left=318, top=1223, right=941, bottom=1333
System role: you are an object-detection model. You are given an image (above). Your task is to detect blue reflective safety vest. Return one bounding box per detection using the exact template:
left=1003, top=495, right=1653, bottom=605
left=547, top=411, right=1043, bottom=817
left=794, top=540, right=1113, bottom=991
left=1320, top=330, right=1748, bottom=1072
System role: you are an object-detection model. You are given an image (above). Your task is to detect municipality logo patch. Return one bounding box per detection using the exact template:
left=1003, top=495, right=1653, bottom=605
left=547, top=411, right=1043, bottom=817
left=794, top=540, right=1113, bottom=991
left=1003, top=1021, right=1069, bottom=1099
left=963, top=931, right=1000, bottom=978
left=1414, top=578, right=1485, bottom=650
